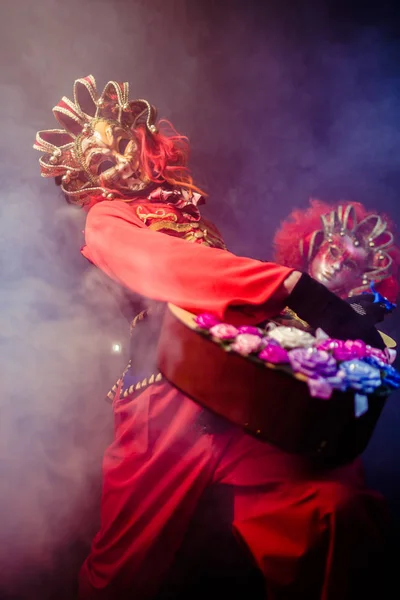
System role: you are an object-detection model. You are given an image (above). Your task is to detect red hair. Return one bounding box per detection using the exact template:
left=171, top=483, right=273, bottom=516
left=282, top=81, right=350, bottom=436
left=273, top=199, right=400, bottom=302
left=135, top=119, right=205, bottom=196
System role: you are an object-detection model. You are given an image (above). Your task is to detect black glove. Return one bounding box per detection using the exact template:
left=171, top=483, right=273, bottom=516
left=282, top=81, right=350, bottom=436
left=346, top=293, right=394, bottom=325
left=287, top=273, right=385, bottom=349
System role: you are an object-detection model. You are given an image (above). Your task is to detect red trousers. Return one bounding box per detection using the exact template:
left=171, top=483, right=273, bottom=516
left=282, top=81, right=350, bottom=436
left=79, top=381, right=387, bottom=600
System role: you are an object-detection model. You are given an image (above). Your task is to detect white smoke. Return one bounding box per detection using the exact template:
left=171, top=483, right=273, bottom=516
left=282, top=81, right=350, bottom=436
left=1, top=1, right=400, bottom=597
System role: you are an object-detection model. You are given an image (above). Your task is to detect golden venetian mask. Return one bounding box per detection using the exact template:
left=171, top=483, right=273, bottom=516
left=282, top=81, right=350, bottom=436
left=75, top=118, right=150, bottom=194
left=34, top=75, right=158, bottom=205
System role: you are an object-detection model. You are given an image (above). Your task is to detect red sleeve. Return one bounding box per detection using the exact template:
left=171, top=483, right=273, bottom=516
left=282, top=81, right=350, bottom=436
left=82, top=201, right=294, bottom=324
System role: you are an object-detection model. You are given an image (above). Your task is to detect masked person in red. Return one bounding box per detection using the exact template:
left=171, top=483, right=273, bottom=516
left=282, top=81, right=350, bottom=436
left=35, top=76, right=395, bottom=600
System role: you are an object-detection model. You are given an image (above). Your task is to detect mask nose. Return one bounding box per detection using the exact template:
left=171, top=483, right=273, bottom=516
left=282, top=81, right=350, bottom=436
left=115, top=155, right=133, bottom=176
left=116, top=154, right=129, bottom=167
left=331, top=259, right=344, bottom=273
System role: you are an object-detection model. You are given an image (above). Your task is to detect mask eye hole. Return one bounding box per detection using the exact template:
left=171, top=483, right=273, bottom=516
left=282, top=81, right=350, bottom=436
left=329, top=245, right=340, bottom=258
left=118, top=139, right=130, bottom=154
left=97, top=160, right=115, bottom=175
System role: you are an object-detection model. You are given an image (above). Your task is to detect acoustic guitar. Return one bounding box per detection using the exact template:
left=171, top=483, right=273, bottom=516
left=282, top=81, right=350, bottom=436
left=157, top=304, right=393, bottom=467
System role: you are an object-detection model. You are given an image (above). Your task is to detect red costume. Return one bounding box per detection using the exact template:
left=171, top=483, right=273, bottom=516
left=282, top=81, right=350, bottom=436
left=34, top=77, right=392, bottom=600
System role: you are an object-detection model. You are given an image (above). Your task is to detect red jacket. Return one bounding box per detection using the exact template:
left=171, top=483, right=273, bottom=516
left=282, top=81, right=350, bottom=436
left=82, top=197, right=293, bottom=325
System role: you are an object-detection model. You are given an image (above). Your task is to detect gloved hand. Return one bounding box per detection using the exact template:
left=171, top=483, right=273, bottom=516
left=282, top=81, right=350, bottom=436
left=287, top=273, right=385, bottom=349
left=346, top=294, right=392, bottom=325
left=346, top=282, right=396, bottom=327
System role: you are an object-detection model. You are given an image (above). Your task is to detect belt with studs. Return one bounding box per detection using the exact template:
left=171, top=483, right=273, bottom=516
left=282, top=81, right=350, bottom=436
left=106, top=359, right=164, bottom=403
left=106, top=306, right=164, bottom=403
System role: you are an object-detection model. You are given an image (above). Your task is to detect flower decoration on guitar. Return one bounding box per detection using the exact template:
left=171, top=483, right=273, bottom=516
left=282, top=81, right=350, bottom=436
left=194, top=313, right=400, bottom=406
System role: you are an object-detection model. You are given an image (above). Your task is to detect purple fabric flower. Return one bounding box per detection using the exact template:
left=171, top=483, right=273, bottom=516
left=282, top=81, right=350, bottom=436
left=307, top=377, right=334, bottom=400
left=237, top=325, right=264, bottom=337
left=288, top=347, right=338, bottom=378
left=231, top=333, right=263, bottom=356
left=209, top=323, right=239, bottom=340
left=306, top=369, right=349, bottom=400
left=339, top=360, right=381, bottom=394
left=259, top=343, right=289, bottom=364
left=195, top=313, right=221, bottom=329
left=325, top=372, right=348, bottom=392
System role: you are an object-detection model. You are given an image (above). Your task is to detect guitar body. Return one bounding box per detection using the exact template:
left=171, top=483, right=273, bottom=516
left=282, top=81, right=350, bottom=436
left=157, top=304, right=387, bottom=467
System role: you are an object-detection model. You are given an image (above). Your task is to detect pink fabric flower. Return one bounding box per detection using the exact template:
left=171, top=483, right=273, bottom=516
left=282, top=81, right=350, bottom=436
left=209, top=323, right=239, bottom=340
left=195, top=313, right=221, bottom=329
left=332, top=340, right=367, bottom=361
left=307, top=377, right=334, bottom=400
left=316, top=338, right=342, bottom=352
left=385, top=348, right=397, bottom=365
left=237, top=325, right=264, bottom=337
left=365, top=346, right=389, bottom=364
left=231, top=333, right=263, bottom=356
left=318, top=339, right=368, bottom=361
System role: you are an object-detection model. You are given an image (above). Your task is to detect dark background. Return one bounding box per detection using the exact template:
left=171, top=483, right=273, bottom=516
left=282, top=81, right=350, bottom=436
left=0, top=0, right=399, bottom=597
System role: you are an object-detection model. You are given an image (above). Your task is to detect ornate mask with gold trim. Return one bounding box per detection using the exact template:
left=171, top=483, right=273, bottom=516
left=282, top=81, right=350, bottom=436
left=34, top=75, right=158, bottom=205
left=304, top=205, right=394, bottom=297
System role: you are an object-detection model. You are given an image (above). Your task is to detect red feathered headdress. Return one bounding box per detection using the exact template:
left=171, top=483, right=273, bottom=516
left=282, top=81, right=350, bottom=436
left=273, top=199, right=400, bottom=302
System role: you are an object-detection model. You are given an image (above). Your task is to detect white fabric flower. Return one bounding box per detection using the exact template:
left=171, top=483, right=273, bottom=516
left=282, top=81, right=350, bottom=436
left=266, top=326, right=316, bottom=349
